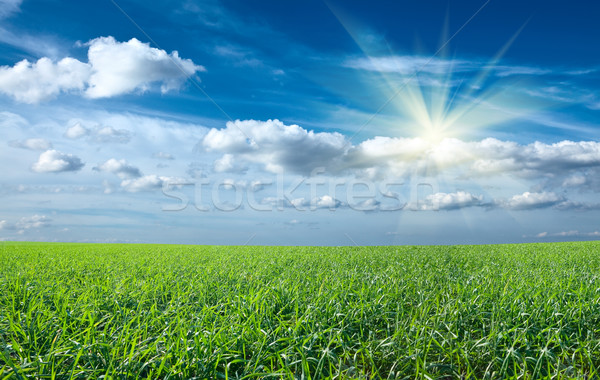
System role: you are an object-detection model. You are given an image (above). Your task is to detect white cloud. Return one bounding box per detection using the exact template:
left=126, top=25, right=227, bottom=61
left=203, top=119, right=347, bottom=174
left=92, top=155, right=184, bottom=192
left=345, top=56, right=475, bottom=75
left=31, top=150, right=84, bottom=173
left=213, top=153, right=247, bottom=173
left=0, top=57, right=91, bottom=103
left=553, top=200, right=600, bottom=211
left=17, top=214, right=51, bottom=229
left=0, top=214, right=52, bottom=231
left=94, top=158, right=141, bottom=179
left=219, top=179, right=265, bottom=192
left=259, top=195, right=343, bottom=210
left=214, top=44, right=263, bottom=67
left=93, top=126, right=131, bottom=143
left=289, top=195, right=343, bottom=210
left=0, top=36, right=204, bottom=103
left=85, top=36, right=204, bottom=98
left=64, top=123, right=89, bottom=139
left=0, top=220, right=14, bottom=230
left=120, top=175, right=183, bottom=192
left=64, top=123, right=131, bottom=144
left=536, top=230, right=600, bottom=238
left=8, top=138, right=53, bottom=150
left=416, top=191, right=485, bottom=211
left=502, top=191, right=563, bottom=210
left=202, top=120, right=600, bottom=186
left=313, top=195, right=341, bottom=209
left=525, top=85, right=600, bottom=111
left=349, top=198, right=381, bottom=212
left=345, top=55, right=565, bottom=78
left=562, top=174, right=587, bottom=187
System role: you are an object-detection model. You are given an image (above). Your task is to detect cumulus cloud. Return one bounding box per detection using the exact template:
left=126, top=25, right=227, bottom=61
left=93, top=158, right=141, bottom=179
left=411, top=191, right=485, bottom=211
left=0, top=214, right=52, bottom=231
left=120, top=175, right=183, bottom=192
left=203, top=119, right=347, bottom=174
left=85, top=36, right=204, bottom=98
left=92, top=126, right=131, bottom=143
left=91, top=157, right=183, bottom=193
left=31, top=150, right=84, bottom=173
left=64, top=123, right=131, bottom=144
left=64, top=123, right=89, bottom=139
left=8, top=138, right=53, bottom=150
left=17, top=214, right=51, bottom=229
left=501, top=191, right=563, bottom=210
left=356, top=137, right=600, bottom=180
left=0, top=36, right=204, bottom=103
left=258, top=195, right=343, bottom=210
left=312, top=195, right=342, bottom=209
left=213, top=153, right=247, bottom=173
left=0, top=57, right=91, bottom=103
left=287, top=195, right=343, bottom=210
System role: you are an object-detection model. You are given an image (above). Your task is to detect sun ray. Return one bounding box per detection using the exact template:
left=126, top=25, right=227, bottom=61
left=327, top=3, right=548, bottom=145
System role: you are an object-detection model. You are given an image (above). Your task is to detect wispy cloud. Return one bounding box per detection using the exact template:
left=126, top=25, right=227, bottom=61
left=8, top=138, right=52, bottom=151
left=152, top=152, right=175, bottom=160
left=345, top=55, right=592, bottom=78
left=214, top=45, right=263, bottom=67
left=525, top=84, right=600, bottom=110
left=536, top=230, right=600, bottom=238
left=0, top=0, right=22, bottom=19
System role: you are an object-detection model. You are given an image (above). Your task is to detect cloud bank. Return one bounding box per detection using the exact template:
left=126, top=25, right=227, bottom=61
left=201, top=119, right=600, bottom=187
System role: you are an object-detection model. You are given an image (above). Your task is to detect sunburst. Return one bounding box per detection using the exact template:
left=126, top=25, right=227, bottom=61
left=328, top=4, right=545, bottom=145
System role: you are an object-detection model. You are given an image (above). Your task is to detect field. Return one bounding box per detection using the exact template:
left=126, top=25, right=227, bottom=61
left=1, top=242, right=600, bottom=379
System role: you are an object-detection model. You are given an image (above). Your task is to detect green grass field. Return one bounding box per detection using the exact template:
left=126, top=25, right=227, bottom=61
left=1, top=242, right=600, bottom=379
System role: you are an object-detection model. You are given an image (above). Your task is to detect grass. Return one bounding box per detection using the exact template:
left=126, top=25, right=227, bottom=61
left=1, top=241, right=600, bottom=379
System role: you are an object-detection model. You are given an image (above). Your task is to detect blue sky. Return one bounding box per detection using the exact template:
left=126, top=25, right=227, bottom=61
left=0, top=0, right=599, bottom=245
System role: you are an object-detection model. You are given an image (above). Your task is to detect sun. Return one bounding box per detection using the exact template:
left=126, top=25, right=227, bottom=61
left=420, top=120, right=452, bottom=144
